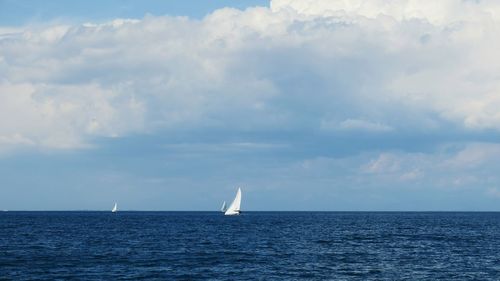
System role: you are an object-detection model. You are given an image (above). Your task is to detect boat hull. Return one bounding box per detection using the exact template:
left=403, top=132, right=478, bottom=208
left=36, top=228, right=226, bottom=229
left=224, top=210, right=240, bottom=216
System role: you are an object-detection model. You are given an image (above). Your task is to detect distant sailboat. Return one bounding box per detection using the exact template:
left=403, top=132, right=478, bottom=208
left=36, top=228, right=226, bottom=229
left=220, top=201, right=227, bottom=212
left=111, top=202, right=118, bottom=213
left=224, top=187, right=242, bottom=216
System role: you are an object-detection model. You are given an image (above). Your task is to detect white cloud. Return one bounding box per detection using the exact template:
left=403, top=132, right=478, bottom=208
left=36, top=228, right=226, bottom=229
left=357, top=142, right=500, bottom=188
left=0, top=133, right=35, bottom=146
left=270, top=0, right=500, bottom=25
left=1, top=0, right=500, bottom=151
left=443, top=143, right=500, bottom=169
left=487, top=187, right=500, bottom=198
left=0, top=81, right=144, bottom=151
left=363, top=153, right=402, bottom=174
left=321, top=118, right=393, bottom=132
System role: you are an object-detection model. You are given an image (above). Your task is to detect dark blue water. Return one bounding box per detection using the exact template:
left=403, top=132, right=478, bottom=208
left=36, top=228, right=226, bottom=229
left=1, top=212, right=499, bottom=280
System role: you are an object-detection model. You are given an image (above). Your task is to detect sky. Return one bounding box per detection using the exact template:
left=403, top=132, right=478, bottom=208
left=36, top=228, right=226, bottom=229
left=1, top=0, right=500, bottom=211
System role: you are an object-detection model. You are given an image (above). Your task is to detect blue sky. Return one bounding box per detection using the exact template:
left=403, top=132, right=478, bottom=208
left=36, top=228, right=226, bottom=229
left=1, top=0, right=500, bottom=211
left=0, top=0, right=270, bottom=25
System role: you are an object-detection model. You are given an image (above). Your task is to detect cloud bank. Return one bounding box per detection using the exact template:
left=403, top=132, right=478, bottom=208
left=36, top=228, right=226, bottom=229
left=1, top=0, right=500, bottom=153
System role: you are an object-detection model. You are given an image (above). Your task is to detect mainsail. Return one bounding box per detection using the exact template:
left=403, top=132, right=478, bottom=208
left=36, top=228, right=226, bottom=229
left=112, top=202, right=118, bottom=213
left=221, top=201, right=227, bottom=212
left=224, top=188, right=241, bottom=216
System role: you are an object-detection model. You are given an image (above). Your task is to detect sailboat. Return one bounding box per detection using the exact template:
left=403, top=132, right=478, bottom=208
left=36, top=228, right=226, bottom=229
left=111, top=202, right=118, bottom=213
left=220, top=201, right=227, bottom=212
left=224, top=187, right=242, bottom=216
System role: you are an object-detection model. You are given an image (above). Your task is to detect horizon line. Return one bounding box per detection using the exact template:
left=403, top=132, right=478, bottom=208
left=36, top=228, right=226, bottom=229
left=2, top=210, right=500, bottom=212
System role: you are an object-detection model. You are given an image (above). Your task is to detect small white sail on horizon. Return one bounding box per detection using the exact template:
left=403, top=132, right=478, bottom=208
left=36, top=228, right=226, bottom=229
left=224, top=187, right=242, bottom=216
left=220, top=201, right=227, bottom=212
left=111, top=202, right=118, bottom=213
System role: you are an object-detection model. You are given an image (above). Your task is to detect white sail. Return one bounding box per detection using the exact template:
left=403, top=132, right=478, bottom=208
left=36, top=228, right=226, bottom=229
left=220, top=201, right=227, bottom=212
left=224, top=188, right=241, bottom=216
left=111, top=202, right=117, bottom=213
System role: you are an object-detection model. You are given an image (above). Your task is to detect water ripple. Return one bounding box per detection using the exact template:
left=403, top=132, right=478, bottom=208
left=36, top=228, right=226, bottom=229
left=1, top=212, right=499, bottom=280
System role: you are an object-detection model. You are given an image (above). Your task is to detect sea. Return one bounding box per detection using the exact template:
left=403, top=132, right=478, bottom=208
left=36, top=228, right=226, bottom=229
left=1, top=212, right=499, bottom=280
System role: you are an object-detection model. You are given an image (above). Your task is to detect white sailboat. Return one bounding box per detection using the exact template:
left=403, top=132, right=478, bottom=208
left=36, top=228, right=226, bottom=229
left=220, top=201, right=227, bottom=212
left=111, top=202, right=118, bottom=213
left=224, top=187, right=242, bottom=216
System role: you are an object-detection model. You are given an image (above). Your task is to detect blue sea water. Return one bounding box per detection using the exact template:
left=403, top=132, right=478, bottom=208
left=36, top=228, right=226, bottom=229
left=1, top=212, right=499, bottom=280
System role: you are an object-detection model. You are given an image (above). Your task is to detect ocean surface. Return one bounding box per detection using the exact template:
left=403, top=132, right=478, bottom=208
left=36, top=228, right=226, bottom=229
left=1, top=212, right=499, bottom=280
